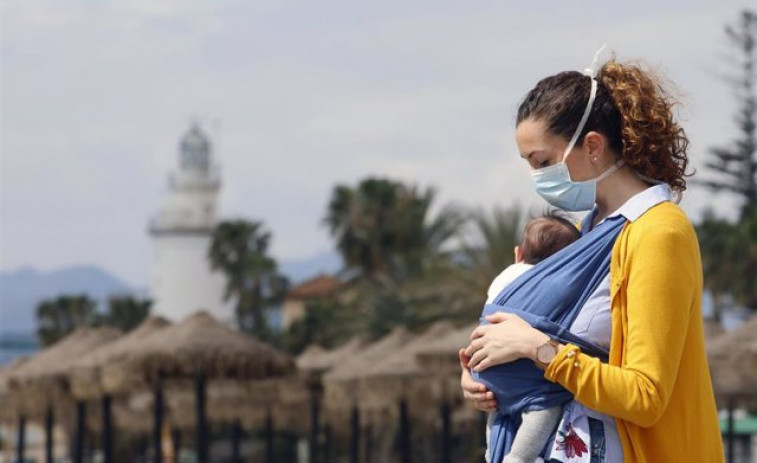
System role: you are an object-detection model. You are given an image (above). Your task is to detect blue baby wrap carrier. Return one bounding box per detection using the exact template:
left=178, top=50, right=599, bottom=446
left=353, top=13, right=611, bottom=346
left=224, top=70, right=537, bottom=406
left=472, top=211, right=626, bottom=462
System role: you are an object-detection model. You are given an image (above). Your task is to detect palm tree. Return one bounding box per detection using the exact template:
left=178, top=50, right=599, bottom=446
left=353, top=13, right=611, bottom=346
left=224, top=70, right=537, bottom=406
left=698, top=209, right=757, bottom=317
left=36, top=294, right=98, bottom=347
left=456, top=204, right=524, bottom=301
left=324, top=177, right=466, bottom=281
left=208, top=220, right=289, bottom=339
left=323, top=177, right=469, bottom=338
left=102, top=295, right=151, bottom=332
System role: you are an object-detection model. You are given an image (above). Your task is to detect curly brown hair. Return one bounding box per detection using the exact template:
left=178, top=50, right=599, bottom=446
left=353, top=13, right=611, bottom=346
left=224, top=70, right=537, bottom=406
left=516, top=57, right=692, bottom=195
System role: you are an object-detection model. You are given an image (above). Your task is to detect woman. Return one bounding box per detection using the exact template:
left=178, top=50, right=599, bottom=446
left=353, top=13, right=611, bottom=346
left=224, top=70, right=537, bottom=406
left=460, top=55, right=725, bottom=462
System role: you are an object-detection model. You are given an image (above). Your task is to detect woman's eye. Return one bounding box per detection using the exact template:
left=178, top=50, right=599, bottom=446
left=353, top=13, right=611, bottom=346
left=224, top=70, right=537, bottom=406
left=538, top=160, right=550, bottom=168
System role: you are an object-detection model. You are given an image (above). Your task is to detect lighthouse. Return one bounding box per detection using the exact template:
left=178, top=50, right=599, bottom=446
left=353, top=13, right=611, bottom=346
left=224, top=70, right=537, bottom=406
left=148, top=124, right=236, bottom=324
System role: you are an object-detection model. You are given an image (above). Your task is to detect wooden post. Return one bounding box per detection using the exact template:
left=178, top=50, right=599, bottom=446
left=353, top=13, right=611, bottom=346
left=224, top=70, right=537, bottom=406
left=154, top=382, right=164, bottom=463
left=726, top=397, right=735, bottom=463
left=440, top=401, right=451, bottom=463
left=73, top=401, right=86, bottom=463
left=45, top=407, right=54, bottom=463
left=265, top=409, right=274, bottom=463
left=195, top=370, right=209, bottom=463
left=231, top=419, right=242, bottom=463
left=16, top=414, right=26, bottom=463
left=398, top=399, right=411, bottom=463
left=103, top=395, right=113, bottom=463
left=349, top=405, right=360, bottom=463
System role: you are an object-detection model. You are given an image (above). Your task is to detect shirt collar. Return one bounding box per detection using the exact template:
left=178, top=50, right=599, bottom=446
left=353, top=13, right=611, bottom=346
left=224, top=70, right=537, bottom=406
left=588, top=184, right=673, bottom=229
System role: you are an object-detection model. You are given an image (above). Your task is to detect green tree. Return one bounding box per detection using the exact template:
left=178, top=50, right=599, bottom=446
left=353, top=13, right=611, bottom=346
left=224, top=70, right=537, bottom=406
left=699, top=9, right=757, bottom=218
left=283, top=298, right=354, bottom=354
left=697, top=211, right=757, bottom=314
left=457, top=204, right=524, bottom=301
left=36, top=294, right=98, bottom=347
left=697, top=9, right=757, bottom=315
left=323, top=177, right=468, bottom=338
left=209, top=219, right=289, bottom=340
left=100, top=295, right=151, bottom=332
left=324, top=177, right=465, bottom=280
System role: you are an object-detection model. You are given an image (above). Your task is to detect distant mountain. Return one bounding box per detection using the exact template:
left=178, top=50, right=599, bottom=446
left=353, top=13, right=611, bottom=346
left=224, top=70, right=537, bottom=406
left=0, top=250, right=341, bottom=334
left=278, top=250, right=343, bottom=284
left=0, top=265, right=147, bottom=333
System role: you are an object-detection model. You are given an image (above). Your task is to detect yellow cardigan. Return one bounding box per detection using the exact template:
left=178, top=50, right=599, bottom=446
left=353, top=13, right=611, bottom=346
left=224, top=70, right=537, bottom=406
left=544, top=201, right=725, bottom=462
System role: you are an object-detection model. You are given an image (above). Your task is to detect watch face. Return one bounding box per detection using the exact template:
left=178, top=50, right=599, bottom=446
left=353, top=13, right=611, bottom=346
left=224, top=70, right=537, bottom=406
left=537, top=343, right=557, bottom=363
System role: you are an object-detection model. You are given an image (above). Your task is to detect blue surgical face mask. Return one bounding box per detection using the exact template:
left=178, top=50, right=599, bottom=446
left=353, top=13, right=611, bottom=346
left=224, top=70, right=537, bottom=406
left=529, top=51, right=624, bottom=211
left=531, top=147, right=625, bottom=212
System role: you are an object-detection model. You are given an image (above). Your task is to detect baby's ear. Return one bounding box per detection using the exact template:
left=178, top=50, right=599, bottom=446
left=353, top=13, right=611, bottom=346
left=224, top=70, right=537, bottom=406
left=514, top=245, right=523, bottom=263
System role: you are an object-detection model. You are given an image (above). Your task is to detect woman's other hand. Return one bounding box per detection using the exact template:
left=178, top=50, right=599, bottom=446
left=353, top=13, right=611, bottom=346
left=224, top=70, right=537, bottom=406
left=464, top=312, right=549, bottom=372
left=459, top=348, right=497, bottom=412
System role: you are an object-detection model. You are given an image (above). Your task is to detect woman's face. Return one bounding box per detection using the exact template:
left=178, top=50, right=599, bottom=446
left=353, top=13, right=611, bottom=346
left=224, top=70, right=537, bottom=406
left=515, top=118, right=600, bottom=182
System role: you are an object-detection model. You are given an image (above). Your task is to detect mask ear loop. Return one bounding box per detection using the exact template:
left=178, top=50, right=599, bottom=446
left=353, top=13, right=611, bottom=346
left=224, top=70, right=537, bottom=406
left=561, top=44, right=607, bottom=163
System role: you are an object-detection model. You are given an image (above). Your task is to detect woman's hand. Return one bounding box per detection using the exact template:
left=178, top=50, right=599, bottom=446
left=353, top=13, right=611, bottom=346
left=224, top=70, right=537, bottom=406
left=464, top=312, right=549, bottom=372
left=459, top=348, right=497, bottom=412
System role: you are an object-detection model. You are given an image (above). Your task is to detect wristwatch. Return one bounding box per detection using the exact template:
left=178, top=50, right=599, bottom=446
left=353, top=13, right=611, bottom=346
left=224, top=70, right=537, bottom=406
left=534, top=338, right=560, bottom=370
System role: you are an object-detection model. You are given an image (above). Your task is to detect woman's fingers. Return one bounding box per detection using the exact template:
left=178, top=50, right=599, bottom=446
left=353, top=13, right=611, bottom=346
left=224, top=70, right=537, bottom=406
left=460, top=368, right=487, bottom=392
left=470, top=324, right=488, bottom=340
left=472, top=356, right=492, bottom=373
left=467, top=347, right=488, bottom=370
left=477, top=400, right=497, bottom=411
left=462, top=392, right=497, bottom=411
left=463, top=338, right=485, bottom=358
left=485, top=312, right=510, bottom=323
left=458, top=348, right=470, bottom=370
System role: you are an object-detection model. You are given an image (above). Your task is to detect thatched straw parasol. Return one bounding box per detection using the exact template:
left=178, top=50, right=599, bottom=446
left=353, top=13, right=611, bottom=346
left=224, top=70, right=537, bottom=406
left=101, top=311, right=292, bottom=393
left=296, top=337, right=363, bottom=374
left=69, top=315, right=172, bottom=400
left=62, top=316, right=172, bottom=463
left=323, top=326, right=412, bottom=407
left=0, top=358, right=29, bottom=421
left=707, top=314, right=757, bottom=461
left=703, top=318, right=725, bottom=346
left=9, top=327, right=122, bottom=412
left=100, top=310, right=295, bottom=463
left=7, top=326, right=122, bottom=463
left=707, top=314, right=757, bottom=401
left=415, top=322, right=478, bottom=372
left=357, top=321, right=457, bottom=411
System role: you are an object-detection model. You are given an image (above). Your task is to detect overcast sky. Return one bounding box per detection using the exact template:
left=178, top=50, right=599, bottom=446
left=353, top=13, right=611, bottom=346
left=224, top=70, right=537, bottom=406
left=1, top=0, right=753, bottom=287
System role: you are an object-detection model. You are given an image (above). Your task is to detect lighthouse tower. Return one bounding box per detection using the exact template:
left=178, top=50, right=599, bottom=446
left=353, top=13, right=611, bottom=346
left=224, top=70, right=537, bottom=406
left=148, top=124, right=236, bottom=324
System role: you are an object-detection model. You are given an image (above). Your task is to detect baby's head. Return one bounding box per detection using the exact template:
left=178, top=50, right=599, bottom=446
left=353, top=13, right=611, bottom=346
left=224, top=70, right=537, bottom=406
left=517, top=212, right=580, bottom=265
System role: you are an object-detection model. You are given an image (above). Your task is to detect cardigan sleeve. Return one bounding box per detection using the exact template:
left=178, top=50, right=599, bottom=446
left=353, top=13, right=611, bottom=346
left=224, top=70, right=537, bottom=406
left=544, top=222, right=699, bottom=428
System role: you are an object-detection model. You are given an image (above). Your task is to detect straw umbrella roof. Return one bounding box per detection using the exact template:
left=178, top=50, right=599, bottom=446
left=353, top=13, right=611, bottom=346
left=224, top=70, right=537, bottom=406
left=10, top=326, right=123, bottom=386
left=707, top=314, right=757, bottom=401
left=703, top=318, right=725, bottom=346
left=362, top=321, right=457, bottom=379
left=353, top=321, right=461, bottom=421
left=101, top=311, right=295, bottom=395
left=296, top=337, right=363, bottom=374
left=0, top=358, right=30, bottom=420
left=69, top=315, right=172, bottom=400
left=324, top=326, right=412, bottom=384
left=415, top=322, right=478, bottom=368
left=7, top=326, right=122, bottom=416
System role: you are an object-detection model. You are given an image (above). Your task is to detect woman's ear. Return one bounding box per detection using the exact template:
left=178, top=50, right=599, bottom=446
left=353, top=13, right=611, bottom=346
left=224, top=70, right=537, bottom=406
left=583, top=131, right=605, bottom=162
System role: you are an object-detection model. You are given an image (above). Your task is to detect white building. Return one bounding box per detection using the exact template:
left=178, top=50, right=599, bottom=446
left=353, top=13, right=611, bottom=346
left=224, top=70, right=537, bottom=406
left=148, top=124, right=236, bottom=324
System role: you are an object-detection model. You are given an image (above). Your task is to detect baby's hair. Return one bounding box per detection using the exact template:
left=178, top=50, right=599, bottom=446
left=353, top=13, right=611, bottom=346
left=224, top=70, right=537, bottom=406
left=520, top=210, right=580, bottom=264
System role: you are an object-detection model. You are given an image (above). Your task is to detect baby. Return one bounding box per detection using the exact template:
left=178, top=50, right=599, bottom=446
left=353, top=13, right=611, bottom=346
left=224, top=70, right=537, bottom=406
left=482, top=212, right=581, bottom=463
